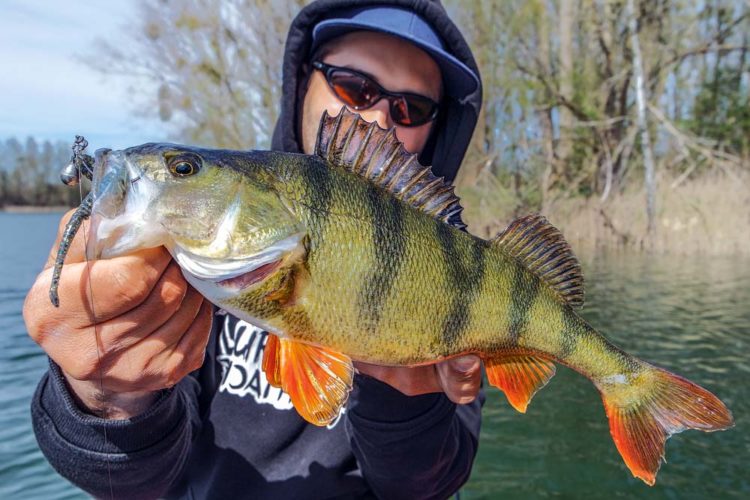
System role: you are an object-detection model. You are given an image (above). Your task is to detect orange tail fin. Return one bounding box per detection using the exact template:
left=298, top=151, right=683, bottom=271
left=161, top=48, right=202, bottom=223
left=601, top=366, right=733, bottom=486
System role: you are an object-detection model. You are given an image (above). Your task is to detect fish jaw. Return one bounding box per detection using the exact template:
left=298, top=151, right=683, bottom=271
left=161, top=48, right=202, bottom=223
left=86, top=150, right=168, bottom=260
left=174, top=231, right=306, bottom=304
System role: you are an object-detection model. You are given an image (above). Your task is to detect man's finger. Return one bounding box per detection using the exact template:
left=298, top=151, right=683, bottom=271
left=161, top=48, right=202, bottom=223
left=89, top=290, right=208, bottom=393
left=131, top=284, right=206, bottom=357
left=28, top=247, right=173, bottom=326
left=437, top=355, right=482, bottom=404
left=136, top=297, right=213, bottom=391
left=353, top=362, right=443, bottom=396
left=64, top=260, right=189, bottom=352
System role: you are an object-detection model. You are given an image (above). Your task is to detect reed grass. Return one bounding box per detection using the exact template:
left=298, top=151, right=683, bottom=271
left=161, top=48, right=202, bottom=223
left=458, top=171, right=750, bottom=256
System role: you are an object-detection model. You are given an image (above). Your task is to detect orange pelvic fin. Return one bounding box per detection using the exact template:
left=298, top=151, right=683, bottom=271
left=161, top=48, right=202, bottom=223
left=601, top=367, right=734, bottom=486
left=485, top=354, right=556, bottom=413
left=262, top=333, right=354, bottom=426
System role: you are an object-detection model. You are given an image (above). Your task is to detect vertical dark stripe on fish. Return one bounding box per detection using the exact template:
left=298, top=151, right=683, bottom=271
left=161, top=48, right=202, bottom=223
left=437, top=225, right=485, bottom=350
left=301, top=159, right=333, bottom=229
left=508, top=264, right=540, bottom=344
left=358, top=185, right=406, bottom=332
left=557, top=308, right=581, bottom=360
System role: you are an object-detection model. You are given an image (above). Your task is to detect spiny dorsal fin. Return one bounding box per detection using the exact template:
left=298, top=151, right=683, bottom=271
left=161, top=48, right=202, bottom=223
left=314, top=108, right=466, bottom=230
left=493, top=214, right=584, bottom=308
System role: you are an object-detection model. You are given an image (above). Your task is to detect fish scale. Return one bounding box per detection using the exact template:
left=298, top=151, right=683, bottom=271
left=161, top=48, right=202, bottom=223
left=56, top=109, right=733, bottom=486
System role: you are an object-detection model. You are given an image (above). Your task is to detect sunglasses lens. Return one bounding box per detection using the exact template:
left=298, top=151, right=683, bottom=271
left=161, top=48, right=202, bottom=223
left=390, top=95, right=436, bottom=127
left=319, top=63, right=438, bottom=127
left=329, top=71, right=378, bottom=109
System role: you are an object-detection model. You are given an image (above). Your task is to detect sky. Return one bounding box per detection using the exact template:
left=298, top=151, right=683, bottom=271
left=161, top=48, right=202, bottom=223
left=0, top=0, right=168, bottom=149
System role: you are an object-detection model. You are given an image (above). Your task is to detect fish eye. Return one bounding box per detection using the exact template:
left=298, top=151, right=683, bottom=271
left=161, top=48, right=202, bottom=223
left=166, top=153, right=202, bottom=177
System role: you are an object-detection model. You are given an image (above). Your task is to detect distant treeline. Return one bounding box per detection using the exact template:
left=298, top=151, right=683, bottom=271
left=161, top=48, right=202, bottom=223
left=0, top=137, right=81, bottom=208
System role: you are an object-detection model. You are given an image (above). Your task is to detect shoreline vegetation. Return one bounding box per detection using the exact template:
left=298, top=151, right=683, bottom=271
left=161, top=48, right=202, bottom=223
left=460, top=170, right=750, bottom=257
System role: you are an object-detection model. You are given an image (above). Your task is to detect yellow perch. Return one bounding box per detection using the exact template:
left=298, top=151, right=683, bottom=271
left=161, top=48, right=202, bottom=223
left=80, top=109, right=733, bottom=485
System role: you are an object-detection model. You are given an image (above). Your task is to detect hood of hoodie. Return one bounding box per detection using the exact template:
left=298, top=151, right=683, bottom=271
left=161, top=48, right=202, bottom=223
left=270, top=0, right=482, bottom=183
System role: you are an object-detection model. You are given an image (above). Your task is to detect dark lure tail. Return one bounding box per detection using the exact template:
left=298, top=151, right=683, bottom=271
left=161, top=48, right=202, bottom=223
left=49, top=136, right=95, bottom=307
left=49, top=193, right=93, bottom=307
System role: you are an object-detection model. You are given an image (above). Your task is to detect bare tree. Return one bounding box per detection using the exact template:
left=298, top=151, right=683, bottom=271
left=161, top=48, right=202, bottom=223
left=89, top=0, right=307, bottom=149
left=557, top=0, right=575, bottom=164
left=0, top=137, right=75, bottom=207
left=626, top=0, right=657, bottom=239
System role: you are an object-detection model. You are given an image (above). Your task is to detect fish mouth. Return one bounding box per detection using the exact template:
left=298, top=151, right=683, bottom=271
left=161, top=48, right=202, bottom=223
left=86, top=152, right=163, bottom=260
left=171, top=232, right=304, bottom=291
left=214, top=260, right=284, bottom=290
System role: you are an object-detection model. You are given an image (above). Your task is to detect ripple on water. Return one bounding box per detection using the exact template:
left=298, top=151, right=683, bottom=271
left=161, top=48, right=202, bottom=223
left=464, top=252, right=750, bottom=499
left=0, top=213, right=86, bottom=499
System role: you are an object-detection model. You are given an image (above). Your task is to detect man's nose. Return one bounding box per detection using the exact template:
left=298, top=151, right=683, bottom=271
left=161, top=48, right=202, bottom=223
left=355, top=100, right=394, bottom=130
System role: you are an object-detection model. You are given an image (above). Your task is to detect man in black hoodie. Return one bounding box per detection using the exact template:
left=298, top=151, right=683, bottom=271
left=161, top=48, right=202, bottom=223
left=26, top=1, right=484, bottom=498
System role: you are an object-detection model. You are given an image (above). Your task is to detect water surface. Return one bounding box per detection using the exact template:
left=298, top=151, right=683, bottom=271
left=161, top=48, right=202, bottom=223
left=0, top=212, right=83, bottom=499
left=0, top=212, right=747, bottom=499
left=464, top=251, right=749, bottom=499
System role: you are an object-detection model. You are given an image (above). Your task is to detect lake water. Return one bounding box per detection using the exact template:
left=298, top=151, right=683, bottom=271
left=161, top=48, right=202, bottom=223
left=0, top=212, right=748, bottom=499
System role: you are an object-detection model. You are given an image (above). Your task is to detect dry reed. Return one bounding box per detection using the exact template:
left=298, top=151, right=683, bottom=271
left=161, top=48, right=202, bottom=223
left=458, top=171, right=750, bottom=256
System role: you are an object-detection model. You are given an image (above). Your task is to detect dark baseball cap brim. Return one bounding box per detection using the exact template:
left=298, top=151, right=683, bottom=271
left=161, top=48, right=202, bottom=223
left=312, top=7, right=479, bottom=100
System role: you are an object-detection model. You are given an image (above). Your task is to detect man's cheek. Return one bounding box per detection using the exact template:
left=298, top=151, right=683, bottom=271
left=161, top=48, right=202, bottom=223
left=300, top=99, right=323, bottom=154
left=395, top=127, right=430, bottom=155
left=301, top=92, right=344, bottom=154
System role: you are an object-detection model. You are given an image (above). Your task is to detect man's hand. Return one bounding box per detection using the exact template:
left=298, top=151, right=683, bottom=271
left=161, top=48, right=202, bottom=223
left=24, top=210, right=213, bottom=419
left=354, top=355, right=482, bottom=404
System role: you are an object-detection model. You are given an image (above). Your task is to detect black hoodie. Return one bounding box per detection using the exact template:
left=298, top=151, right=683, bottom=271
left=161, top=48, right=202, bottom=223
left=31, top=1, right=484, bottom=499
left=272, top=0, right=482, bottom=183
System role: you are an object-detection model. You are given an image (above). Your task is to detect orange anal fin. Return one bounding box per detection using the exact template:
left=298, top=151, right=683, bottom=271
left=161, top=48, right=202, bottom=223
left=601, top=367, right=734, bottom=486
left=261, top=333, right=353, bottom=426
left=484, top=354, right=556, bottom=413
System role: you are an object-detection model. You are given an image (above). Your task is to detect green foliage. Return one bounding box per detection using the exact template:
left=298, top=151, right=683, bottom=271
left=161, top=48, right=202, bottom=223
left=686, top=65, right=750, bottom=155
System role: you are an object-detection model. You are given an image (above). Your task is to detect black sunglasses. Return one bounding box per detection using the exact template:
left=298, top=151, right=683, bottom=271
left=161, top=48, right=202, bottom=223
left=312, top=61, right=440, bottom=127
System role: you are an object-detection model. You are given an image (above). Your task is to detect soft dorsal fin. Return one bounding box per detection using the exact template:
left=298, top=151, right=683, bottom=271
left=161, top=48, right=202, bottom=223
left=315, top=108, right=466, bottom=230
left=493, top=214, right=584, bottom=308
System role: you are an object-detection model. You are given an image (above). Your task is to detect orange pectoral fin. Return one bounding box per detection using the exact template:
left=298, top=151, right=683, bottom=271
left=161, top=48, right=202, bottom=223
left=485, top=354, right=556, bottom=413
left=261, top=333, right=354, bottom=426
left=262, top=333, right=283, bottom=388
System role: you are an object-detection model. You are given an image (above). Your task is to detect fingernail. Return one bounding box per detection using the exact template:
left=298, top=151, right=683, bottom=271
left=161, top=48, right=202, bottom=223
left=451, top=356, right=479, bottom=373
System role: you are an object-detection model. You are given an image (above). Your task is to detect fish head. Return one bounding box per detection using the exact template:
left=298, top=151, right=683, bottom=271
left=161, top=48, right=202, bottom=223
left=88, top=144, right=305, bottom=301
